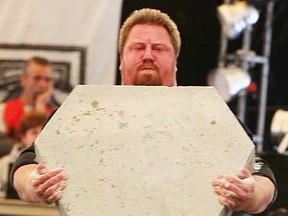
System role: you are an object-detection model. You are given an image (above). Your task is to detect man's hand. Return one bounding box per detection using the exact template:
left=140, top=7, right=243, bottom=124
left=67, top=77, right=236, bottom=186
left=14, top=163, right=66, bottom=204
left=212, top=168, right=275, bottom=213
left=28, top=163, right=66, bottom=203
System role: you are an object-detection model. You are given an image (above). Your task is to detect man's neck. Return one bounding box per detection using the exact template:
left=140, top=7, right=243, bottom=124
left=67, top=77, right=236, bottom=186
left=20, top=93, right=34, bottom=106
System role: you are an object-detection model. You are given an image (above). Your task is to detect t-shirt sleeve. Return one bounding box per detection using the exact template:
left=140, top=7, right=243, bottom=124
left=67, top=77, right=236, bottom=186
left=238, top=118, right=277, bottom=184
left=251, top=155, right=278, bottom=209
left=237, top=117, right=277, bottom=208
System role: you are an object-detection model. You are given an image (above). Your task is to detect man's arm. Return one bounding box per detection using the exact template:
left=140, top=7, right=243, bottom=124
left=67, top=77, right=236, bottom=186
left=11, top=144, right=66, bottom=204
left=215, top=118, right=277, bottom=213
left=249, top=174, right=275, bottom=213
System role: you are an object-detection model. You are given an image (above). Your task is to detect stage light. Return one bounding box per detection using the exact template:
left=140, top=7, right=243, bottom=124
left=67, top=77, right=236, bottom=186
left=271, top=109, right=288, bottom=153
left=207, top=65, right=251, bottom=102
left=217, top=1, right=260, bottom=39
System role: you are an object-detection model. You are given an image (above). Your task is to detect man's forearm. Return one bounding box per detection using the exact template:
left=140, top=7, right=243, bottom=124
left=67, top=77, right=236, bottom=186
left=13, top=164, right=40, bottom=202
left=244, top=175, right=275, bottom=213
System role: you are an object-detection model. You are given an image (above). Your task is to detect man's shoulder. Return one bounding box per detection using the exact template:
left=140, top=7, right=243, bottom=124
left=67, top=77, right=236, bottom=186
left=0, top=98, right=24, bottom=110
left=2, top=98, right=22, bottom=105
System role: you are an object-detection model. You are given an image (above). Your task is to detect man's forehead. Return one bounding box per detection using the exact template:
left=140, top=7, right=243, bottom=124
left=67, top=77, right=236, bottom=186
left=26, top=62, right=52, bottom=74
left=124, top=25, right=174, bottom=53
left=127, top=24, right=172, bottom=43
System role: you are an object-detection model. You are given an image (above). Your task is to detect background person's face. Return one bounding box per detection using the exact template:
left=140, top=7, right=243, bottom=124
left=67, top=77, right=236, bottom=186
left=21, top=126, right=42, bottom=148
left=120, top=24, right=177, bottom=86
left=21, top=62, right=53, bottom=97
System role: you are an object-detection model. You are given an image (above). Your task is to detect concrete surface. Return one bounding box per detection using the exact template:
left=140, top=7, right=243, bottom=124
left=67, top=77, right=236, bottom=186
left=34, top=85, right=255, bottom=216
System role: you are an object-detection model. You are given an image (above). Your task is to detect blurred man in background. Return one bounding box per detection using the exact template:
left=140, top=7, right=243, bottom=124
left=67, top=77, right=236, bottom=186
left=0, top=56, right=55, bottom=141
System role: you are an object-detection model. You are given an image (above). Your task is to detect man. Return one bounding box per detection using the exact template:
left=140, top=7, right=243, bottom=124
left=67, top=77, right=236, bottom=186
left=11, top=8, right=276, bottom=214
left=0, top=56, right=55, bottom=141
left=0, top=110, right=48, bottom=198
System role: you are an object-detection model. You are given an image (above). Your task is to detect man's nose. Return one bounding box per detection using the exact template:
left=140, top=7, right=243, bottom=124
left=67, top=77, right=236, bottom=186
left=143, top=47, right=154, bottom=61
left=38, top=79, right=50, bottom=87
left=39, top=78, right=48, bottom=84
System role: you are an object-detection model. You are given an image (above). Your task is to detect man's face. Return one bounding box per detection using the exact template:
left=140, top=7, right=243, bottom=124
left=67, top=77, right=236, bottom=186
left=21, top=62, right=53, bottom=97
left=120, top=24, right=177, bottom=86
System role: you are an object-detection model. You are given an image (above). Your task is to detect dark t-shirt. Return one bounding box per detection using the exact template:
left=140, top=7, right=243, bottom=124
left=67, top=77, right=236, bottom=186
left=11, top=144, right=37, bottom=175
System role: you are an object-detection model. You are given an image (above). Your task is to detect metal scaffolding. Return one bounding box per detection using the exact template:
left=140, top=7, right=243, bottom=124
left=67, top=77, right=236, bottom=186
left=218, top=0, right=275, bottom=152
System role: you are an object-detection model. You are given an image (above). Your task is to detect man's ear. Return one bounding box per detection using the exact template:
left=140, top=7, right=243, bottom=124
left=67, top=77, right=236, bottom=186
left=174, top=61, right=178, bottom=74
left=119, top=55, right=123, bottom=71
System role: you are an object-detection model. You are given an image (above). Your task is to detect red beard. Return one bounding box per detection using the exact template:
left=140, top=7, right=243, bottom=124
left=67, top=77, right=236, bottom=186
left=134, top=63, right=161, bottom=86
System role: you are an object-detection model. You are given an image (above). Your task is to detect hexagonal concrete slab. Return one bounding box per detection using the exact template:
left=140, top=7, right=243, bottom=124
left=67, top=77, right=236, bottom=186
left=35, top=85, right=255, bottom=216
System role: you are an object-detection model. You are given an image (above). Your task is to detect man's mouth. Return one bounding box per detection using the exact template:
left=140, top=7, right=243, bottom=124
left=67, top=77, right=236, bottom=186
left=140, top=67, right=155, bottom=70
left=137, top=63, right=158, bottom=72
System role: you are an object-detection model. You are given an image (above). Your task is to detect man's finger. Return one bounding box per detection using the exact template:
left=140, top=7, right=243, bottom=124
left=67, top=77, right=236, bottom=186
left=32, top=169, right=64, bottom=187
left=34, top=171, right=65, bottom=194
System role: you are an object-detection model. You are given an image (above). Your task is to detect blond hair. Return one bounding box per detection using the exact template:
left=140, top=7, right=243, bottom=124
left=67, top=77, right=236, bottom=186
left=119, top=8, right=181, bottom=57
left=24, top=56, right=52, bottom=74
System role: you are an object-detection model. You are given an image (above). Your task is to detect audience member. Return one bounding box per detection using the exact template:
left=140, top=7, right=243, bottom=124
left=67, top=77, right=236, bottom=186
left=0, top=110, right=47, bottom=198
left=0, top=56, right=55, bottom=141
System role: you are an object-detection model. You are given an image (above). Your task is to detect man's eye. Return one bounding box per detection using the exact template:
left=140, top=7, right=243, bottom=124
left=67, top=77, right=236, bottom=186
left=132, top=45, right=144, bottom=51
left=154, top=46, right=166, bottom=52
